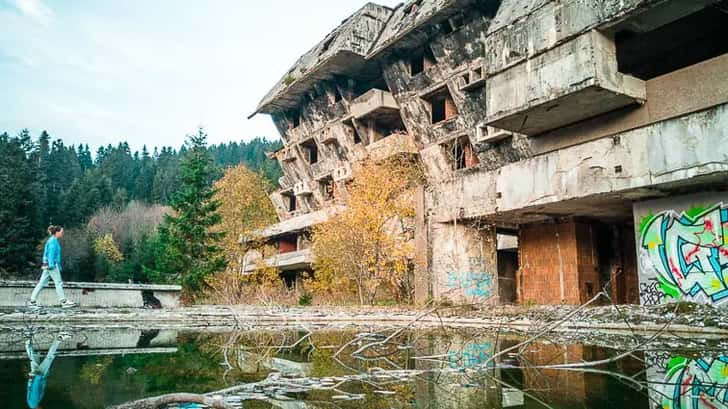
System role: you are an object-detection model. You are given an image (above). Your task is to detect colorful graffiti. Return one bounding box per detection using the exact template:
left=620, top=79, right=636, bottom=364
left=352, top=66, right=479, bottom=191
left=446, top=271, right=492, bottom=299
left=448, top=342, right=493, bottom=369
left=640, top=203, right=728, bottom=305
left=660, top=355, right=728, bottom=409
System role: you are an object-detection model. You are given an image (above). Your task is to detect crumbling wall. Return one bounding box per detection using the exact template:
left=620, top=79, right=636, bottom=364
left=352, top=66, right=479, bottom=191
left=633, top=192, right=728, bottom=308
left=429, top=220, right=498, bottom=304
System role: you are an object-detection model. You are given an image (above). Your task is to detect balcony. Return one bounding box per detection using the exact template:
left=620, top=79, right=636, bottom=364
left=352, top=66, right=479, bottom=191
left=278, top=175, right=293, bottom=189
left=293, top=181, right=312, bottom=196
left=366, top=132, right=418, bottom=162
left=332, top=162, right=352, bottom=182
left=310, top=160, right=335, bottom=180
left=280, top=147, right=297, bottom=162
left=349, top=89, right=400, bottom=119
left=485, top=30, right=646, bottom=136
left=319, top=121, right=355, bottom=144
left=243, top=249, right=313, bottom=273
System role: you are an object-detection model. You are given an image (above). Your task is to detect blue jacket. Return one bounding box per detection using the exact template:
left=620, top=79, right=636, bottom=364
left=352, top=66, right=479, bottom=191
left=43, top=236, right=61, bottom=271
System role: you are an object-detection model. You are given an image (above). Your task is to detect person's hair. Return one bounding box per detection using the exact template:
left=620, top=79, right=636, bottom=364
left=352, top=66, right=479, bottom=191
left=48, top=225, right=63, bottom=235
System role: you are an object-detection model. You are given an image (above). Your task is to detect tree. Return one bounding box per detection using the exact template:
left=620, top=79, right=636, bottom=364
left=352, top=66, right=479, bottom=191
left=311, top=157, right=421, bottom=305
left=210, top=165, right=277, bottom=272
left=0, top=132, right=40, bottom=273
left=151, top=129, right=226, bottom=300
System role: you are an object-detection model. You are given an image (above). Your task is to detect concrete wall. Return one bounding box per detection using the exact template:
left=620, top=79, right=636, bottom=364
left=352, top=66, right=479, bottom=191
left=633, top=191, right=728, bottom=307
left=429, top=221, right=498, bottom=304
left=0, top=281, right=181, bottom=309
left=429, top=103, right=728, bottom=224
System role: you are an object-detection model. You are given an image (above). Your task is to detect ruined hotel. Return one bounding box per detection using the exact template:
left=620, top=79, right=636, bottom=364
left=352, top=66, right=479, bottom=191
left=246, top=0, right=728, bottom=308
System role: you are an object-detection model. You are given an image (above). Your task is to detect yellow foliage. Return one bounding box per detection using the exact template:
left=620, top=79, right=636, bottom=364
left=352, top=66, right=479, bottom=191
left=211, top=165, right=278, bottom=274
left=311, top=156, right=421, bottom=305
left=93, top=233, right=124, bottom=263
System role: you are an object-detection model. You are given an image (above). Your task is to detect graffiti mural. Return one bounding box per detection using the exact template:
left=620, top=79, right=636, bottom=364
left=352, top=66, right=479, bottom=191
left=639, top=203, right=728, bottom=306
left=650, top=355, right=728, bottom=409
left=448, top=342, right=494, bottom=369
left=446, top=271, right=493, bottom=299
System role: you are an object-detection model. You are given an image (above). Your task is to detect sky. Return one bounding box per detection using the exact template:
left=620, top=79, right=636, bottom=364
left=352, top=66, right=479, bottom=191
left=0, top=0, right=400, bottom=151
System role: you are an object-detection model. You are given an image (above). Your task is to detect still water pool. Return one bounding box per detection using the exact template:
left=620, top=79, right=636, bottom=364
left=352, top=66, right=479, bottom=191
left=0, top=325, right=725, bottom=408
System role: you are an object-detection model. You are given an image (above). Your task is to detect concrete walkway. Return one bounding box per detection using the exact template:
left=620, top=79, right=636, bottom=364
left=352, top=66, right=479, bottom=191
left=1, top=304, right=726, bottom=336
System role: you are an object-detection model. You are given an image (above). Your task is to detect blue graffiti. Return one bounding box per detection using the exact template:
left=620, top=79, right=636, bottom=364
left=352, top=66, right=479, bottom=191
left=446, top=271, right=492, bottom=298
left=449, top=342, right=494, bottom=369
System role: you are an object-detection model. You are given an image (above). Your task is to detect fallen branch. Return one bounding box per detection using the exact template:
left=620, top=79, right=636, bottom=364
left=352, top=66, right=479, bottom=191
left=110, top=393, right=231, bottom=409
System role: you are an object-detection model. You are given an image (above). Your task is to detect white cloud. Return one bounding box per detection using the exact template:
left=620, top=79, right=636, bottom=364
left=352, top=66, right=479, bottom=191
left=11, top=0, right=52, bottom=24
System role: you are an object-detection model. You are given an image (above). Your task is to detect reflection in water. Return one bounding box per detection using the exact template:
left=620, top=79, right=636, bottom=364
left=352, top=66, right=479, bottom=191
left=0, top=326, right=727, bottom=408
left=25, top=332, right=66, bottom=409
left=647, top=353, right=728, bottom=409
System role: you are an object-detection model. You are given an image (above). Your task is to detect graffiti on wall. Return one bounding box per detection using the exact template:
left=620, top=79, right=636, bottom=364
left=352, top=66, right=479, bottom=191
left=655, top=355, right=728, bottom=409
left=448, top=342, right=494, bottom=369
left=446, top=271, right=493, bottom=299
left=639, top=203, right=728, bottom=306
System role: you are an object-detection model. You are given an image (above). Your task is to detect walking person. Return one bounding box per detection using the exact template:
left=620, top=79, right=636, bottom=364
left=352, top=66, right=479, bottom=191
left=28, top=226, right=76, bottom=310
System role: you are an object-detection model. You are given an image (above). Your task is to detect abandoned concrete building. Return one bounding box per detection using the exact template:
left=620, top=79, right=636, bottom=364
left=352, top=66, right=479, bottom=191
left=246, top=0, right=728, bottom=307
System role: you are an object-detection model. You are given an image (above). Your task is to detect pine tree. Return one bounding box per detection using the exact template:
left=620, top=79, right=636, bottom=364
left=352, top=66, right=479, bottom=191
left=0, top=132, right=40, bottom=273
left=152, top=129, right=225, bottom=300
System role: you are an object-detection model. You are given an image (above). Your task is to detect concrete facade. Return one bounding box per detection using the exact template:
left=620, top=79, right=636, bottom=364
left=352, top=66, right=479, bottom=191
left=250, top=0, right=728, bottom=306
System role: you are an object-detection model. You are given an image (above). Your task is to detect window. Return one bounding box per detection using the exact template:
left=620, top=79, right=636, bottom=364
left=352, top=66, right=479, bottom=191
left=616, top=5, right=728, bottom=80
left=353, top=130, right=362, bottom=144
left=284, top=193, right=297, bottom=212
left=290, top=112, right=300, bottom=128
left=451, top=136, right=479, bottom=170
left=425, top=87, right=458, bottom=124
left=319, top=176, right=335, bottom=201
left=278, top=234, right=298, bottom=254
left=301, top=139, right=318, bottom=164
left=409, top=47, right=436, bottom=76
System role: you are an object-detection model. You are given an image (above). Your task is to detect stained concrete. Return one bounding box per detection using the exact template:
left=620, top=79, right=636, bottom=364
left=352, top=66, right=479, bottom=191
left=0, top=281, right=181, bottom=309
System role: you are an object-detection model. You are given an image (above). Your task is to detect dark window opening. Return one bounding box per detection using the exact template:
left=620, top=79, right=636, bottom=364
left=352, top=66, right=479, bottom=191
left=301, top=139, right=318, bottom=164
left=497, top=231, right=519, bottom=304
left=410, top=47, right=436, bottom=76
left=333, top=87, right=342, bottom=103
left=368, top=112, right=406, bottom=143
left=616, top=5, right=728, bottom=80
left=278, top=234, right=298, bottom=254
left=353, top=130, right=362, bottom=144
left=319, top=176, right=335, bottom=201
left=290, top=112, right=300, bottom=128
left=425, top=87, right=458, bottom=124
left=450, top=136, right=479, bottom=170
left=284, top=193, right=297, bottom=212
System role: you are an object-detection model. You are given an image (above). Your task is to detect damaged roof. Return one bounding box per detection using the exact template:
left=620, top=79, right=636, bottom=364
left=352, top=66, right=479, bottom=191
left=251, top=0, right=542, bottom=117
left=250, top=2, right=394, bottom=116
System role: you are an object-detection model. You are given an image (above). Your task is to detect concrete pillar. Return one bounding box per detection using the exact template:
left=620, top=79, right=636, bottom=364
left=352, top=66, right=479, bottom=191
left=429, top=218, right=498, bottom=305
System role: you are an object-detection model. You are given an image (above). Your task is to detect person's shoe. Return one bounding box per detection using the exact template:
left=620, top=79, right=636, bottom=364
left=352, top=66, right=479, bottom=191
left=27, top=301, right=41, bottom=311
left=59, top=299, right=77, bottom=309
left=57, top=331, right=72, bottom=341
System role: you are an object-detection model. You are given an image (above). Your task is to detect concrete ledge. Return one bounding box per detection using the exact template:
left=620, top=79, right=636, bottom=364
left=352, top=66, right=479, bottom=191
left=0, top=280, right=181, bottom=309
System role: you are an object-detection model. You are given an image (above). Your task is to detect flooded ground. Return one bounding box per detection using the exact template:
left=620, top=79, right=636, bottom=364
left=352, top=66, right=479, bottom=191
left=0, top=324, right=725, bottom=409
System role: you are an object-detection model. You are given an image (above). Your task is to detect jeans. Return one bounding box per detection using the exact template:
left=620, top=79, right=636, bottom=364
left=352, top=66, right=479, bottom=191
left=26, top=339, right=60, bottom=376
left=30, top=267, right=66, bottom=302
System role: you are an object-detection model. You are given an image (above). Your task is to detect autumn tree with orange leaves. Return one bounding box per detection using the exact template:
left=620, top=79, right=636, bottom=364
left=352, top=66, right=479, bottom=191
left=311, top=156, right=422, bottom=305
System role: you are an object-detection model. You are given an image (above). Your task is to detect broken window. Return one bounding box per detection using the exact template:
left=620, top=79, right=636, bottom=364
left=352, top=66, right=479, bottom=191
left=450, top=135, right=479, bottom=170
left=425, top=87, right=458, bottom=124
left=319, top=176, right=335, bottom=201
left=278, top=234, right=298, bottom=254
left=289, top=111, right=301, bottom=129
left=300, top=139, right=318, bottom=164
left=283, top=192, right=297, bottom=213
left=616, top=4, right=728, bottom=80
left=410, top=47, right=436, bottom=76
